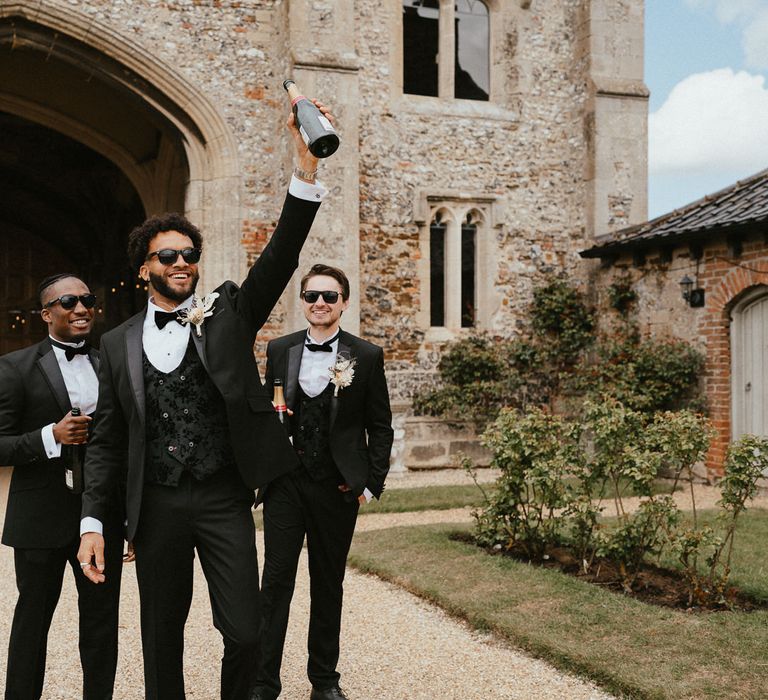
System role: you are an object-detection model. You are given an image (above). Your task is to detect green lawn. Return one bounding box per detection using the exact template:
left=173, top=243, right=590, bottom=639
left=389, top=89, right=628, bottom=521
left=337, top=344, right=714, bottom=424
left=363, top=477, right=675, bottom=514
left=364, top=483, right=486, bottom=513
left=348, top=509, right=768, bottom=700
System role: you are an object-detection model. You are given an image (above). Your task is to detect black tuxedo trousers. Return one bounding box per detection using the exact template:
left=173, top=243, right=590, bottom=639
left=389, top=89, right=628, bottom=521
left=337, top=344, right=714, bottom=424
left=5, top=525, right=124, bottom=700
left=134, top=468, right=259, bottom=700
left=258, top=468, right=359, bottom=695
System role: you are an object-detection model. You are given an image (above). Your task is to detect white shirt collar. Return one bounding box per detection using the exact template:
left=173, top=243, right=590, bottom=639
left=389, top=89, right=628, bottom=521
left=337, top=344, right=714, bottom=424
left=305, top=329, right=340, bottom=346
left=147, top=295, right=193, bottom=329
left=49, top=335, right=86, bottom=349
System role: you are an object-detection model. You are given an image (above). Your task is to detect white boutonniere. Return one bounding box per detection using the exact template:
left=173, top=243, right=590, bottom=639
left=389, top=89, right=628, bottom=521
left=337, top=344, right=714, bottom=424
left=179, top=292, right=219, bottom=337
left=329, top=353, right=356, bottom=397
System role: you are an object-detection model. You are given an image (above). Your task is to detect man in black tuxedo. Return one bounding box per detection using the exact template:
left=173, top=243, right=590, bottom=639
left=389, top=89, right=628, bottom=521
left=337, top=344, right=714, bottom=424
left=77, top=102, right=330, bottom=700
left=0, top=274, right=124, bottom=700
left=251, top=264, right=393, bottom=700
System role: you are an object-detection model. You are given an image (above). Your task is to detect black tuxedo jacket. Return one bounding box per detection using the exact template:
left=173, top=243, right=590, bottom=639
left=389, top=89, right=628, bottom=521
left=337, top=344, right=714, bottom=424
left=0, top=338, right=100, bottom=549
left=82, top=192, right=320, bottom=541
left=264, top=329, right=394, bottom=498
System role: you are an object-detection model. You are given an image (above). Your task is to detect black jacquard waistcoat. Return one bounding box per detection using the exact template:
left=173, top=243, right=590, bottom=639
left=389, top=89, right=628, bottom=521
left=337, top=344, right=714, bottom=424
left=291, top=382, right=340, bottom=481
left=143, top=339, right=235, bottom=486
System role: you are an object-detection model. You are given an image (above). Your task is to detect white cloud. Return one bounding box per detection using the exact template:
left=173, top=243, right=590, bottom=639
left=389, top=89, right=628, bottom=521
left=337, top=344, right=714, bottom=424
left=684, top=0, right=768, bottom=69
left=743, top=9, right=768, bottom=69
left=649, top=68, right=768, bottom=176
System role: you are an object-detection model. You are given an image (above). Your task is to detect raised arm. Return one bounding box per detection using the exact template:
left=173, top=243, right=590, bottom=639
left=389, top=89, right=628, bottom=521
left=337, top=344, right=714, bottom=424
left=236, top=100, right=334, bottom=334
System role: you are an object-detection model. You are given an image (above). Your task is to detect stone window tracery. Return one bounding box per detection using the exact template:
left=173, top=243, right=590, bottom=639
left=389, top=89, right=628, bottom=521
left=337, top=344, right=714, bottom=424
left=426, top=205, right=485, bottom=330
left=402, top=0, right=490, bottom=102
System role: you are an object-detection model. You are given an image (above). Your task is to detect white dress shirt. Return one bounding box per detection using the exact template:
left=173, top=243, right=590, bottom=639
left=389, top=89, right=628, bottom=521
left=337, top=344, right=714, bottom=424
left=144, top=297, right=193, bottom=372
left=298, top=331, right=339, bottom=397
left=41, top=337, right=98, bottom=459
left=298, top=329, right=372, bottom=502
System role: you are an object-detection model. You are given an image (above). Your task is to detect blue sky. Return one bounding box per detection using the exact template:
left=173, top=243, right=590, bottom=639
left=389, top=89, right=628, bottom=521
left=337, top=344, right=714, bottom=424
left=645, top=0, right=768, bottom=218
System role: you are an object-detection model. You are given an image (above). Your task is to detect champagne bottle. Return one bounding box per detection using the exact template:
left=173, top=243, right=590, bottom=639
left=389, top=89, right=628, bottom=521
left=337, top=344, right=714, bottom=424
left=64, top=407, right=85, bottom=495
left=273, top=379, right=288, bottom=425
left=283, top=79, right=340, bottom=158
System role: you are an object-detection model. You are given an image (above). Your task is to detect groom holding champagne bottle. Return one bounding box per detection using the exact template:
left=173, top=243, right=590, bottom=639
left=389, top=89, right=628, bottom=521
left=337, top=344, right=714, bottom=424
left=77, top=82, right=336, bottom=700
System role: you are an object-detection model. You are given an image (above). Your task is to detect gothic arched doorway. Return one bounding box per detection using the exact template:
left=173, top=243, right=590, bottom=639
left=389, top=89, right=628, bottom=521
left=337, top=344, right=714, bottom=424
left=0, top=113, right=148, bottom=353
left=0, top=15, right=192, bottom=351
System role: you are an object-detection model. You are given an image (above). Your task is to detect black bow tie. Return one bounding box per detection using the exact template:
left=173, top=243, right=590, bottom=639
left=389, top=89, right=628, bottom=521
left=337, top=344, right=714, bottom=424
left=50, top=339, right=90, bottom=362
left=305, top=342, right=333, bottom=352
left=155, top=310, right=184, bottom=330
left=305, top=332, right=339, bottom=353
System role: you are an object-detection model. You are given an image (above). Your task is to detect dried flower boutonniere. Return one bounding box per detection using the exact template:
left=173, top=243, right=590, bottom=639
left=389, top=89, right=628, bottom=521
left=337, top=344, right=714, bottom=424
left=179, top=292, right=219, bottom=337
left=329, top=354, right=356, bottom=397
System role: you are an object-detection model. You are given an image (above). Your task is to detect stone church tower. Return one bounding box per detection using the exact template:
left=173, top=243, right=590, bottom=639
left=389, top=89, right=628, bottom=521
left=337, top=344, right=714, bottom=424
left=0, top=0, right=647, bottom=463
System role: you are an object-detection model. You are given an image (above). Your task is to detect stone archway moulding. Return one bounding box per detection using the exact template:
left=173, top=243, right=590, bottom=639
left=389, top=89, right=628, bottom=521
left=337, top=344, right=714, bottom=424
left=0, top=1, right=244, bottom=292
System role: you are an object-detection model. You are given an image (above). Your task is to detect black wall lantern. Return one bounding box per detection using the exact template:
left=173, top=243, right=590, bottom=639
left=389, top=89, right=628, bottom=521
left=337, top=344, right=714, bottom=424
left=680, top=274, right=705, bottom=308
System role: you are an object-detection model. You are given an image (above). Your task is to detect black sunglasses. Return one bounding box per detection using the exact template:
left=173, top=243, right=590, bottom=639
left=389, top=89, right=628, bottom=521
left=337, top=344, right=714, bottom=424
left=44, top=294, right=97, bottom=310
left=146, top=248, right=202, bottom=265
left=301, top=290, right=341, bottom=304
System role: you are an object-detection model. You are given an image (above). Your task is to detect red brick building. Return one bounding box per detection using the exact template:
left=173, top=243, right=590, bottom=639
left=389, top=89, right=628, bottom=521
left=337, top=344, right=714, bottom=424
left=582, top=168, right=768, bottom=478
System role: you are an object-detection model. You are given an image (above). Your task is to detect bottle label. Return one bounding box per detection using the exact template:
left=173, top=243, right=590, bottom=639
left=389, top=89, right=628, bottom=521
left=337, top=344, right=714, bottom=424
left=317, top=114, right=335, bottom=133
left=299, top=125, right=310, bottom=146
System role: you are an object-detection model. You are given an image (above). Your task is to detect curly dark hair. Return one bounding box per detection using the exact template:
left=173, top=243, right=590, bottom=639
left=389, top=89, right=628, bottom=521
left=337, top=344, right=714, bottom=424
left=127, top=213, right=203, bottom=272
left=300, top=264, right=350, bottom=301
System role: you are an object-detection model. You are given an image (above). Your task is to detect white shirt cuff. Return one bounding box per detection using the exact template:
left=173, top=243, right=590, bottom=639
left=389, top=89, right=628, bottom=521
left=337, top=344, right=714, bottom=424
left=41, top=424, right=61, bottom=459
left=80, top=517, right=103, bottom=536
left=363, top=488, right=373, bottom=503
left=288, top=174, right=327, bottom=202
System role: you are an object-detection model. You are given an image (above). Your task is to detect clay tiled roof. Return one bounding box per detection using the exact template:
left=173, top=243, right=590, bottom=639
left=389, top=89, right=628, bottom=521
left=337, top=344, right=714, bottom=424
left=581, top=167, right=768, bottom=259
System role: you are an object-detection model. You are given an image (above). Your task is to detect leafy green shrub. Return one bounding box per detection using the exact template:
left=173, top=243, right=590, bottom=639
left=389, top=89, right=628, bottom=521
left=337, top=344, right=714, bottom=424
left=531, top=279, right=595, bottom=368
left=472, top=407, right=581, bottom=560
left=607, top=281, right=637, bottom=315
left=574, top=333, right=705, bottom=413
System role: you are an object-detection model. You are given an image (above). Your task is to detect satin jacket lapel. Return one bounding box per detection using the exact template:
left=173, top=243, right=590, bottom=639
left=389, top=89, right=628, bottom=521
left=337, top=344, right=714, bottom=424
left=37, top=343, right=70, bottom=416
left=285, top=342, right=303, bottom=409
left=88, top=348, right=100, bottom=376
left=330, top=338, right=352, bottom=432
left=190, top=326, right=211, bottom=375
left=125, top=316, right=145, bottom=424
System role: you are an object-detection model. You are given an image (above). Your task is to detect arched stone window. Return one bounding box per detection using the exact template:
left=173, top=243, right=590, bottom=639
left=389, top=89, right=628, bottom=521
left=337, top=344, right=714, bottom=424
left=402, top=0, right=440, bottom=97
left=460, top=211, right=478, bottom=327
left=424, top=204, right=489, bottom=330
left=402, top=0, right=490, bottom=102
left=454, top=0, right=490, bottom=101
left=416, top=194, right=503, bottom=337
left=429, top=211, right=447, bottom=326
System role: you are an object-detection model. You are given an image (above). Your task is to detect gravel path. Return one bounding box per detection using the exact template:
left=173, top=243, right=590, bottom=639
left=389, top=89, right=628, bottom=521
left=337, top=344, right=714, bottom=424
left=0, top=470, right=612, bottom=699
left=0, top=533, right=612, bottom=700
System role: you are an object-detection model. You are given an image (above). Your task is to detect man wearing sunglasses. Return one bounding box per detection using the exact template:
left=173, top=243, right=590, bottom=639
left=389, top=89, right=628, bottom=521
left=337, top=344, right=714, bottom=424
left=251, top=264, right=393, bottom=700
left=0, top=273, right=125, bottom=699
left=77, top=100, right=331, bottom=700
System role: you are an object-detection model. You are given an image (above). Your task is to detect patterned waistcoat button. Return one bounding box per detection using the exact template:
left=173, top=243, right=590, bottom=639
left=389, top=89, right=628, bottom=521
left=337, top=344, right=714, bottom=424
left=168, top=445, right=174, bottom=452
left=183, top=408, right=189, bottom=414
left=163, top=412, right=169, bottom=419
left=189, top=441, right=194, bottom=447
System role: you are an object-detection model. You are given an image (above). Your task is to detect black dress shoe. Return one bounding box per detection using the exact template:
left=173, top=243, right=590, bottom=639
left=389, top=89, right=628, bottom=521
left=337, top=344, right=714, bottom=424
left=310, top=686, right=349, bottom=700
left=249, top=689, right=279, bottom=700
